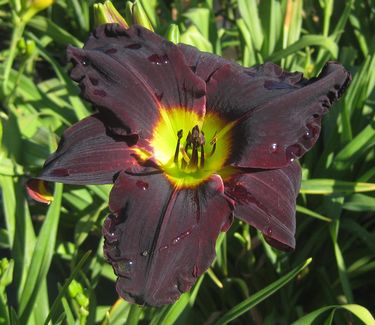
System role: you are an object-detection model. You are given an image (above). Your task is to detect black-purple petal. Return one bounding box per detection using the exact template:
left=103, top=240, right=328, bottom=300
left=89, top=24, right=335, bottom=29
left=103, top=172, right=233, bottom=306
left=68, top=24, right=206, bottom=138
left=206, top=61, right=351, bottom=168
left=38, top=114, right=135, bottom=185
left=225, top=162, right=301, bottom=251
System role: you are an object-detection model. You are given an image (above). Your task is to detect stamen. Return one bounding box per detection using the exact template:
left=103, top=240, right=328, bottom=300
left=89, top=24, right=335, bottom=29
left=189, top=126, right=200, bottom=169
left=180, top=148, right=190, bottom=164
left=174, top=129, right=183, bottom=163
left=208, top=132, right=217, bottom=157
left=200, top=144, right=205, bottom=168
left=181, top=131, right=192, bottom=169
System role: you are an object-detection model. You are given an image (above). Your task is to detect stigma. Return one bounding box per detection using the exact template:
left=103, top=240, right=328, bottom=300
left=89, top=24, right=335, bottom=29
left=173, top=125, right=216, bottom=172
left=149, top=108, right=231, bottom=188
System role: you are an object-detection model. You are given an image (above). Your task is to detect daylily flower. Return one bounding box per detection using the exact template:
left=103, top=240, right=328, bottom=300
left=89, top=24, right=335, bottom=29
left=28, top=24, right=350, bottom=306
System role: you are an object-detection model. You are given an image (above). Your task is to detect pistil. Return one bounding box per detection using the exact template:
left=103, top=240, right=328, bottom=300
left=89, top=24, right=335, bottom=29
left=174, top=129, right=183, bottom=163
left=173, top=125, right=211, bottom=172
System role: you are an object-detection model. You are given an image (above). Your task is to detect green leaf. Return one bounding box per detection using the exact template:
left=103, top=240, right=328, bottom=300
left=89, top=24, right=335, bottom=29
left=180, top=25, right=213, bottom=52
left=291, top=304, right=375, bottom=325
left=183, top=8, right=210, bottom=39
left=300, top=179, right=375, bottom=194
left=237, top=0, right=264, bottom=50
left=165, top=24, right=180, bottom=44
left=18, top=183, right=63, bottom=323
left=125, top=304, right=142, bottom=325
left=267, top=35, right=338, bottom=62
left=333, top=122, right=375, bottom=170
left=296, top=205, right=332, bottom=222
left=28, top=16, right=83, bottom=47
left=44, top=251, right=91, bottom=325
left=343, top=194, right=375, bottom=211
left=215, top=258, right=312, bottom=325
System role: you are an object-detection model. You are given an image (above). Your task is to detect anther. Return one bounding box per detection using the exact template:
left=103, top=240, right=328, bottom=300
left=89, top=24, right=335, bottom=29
left=209, top=132, right=217, bottom=157
left=174, top=129, right=183, bottom=163
left=189, top=126, right=201, bottom=169
left=200, top=144, right=205, bottom=168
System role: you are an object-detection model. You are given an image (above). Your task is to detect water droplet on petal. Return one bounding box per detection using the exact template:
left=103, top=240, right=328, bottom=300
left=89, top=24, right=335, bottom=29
left=286, top=144, right=302, bottom=162
left=304, top=123, right=319, bottom=141
left=82, top=59, right=89, bottom=66
left=159, top=245, right=168, bottom=252
left=303, top=129, right=312, bottom=140
left=269, top=143, right=278, bottom=153
left=172, top=237, right=180, bottom=245
left=126, top=43, right=142, bottom=50
left=105, top=48, right=117, bottom=54
left=113, top=259, right=134, bottom=277
left=192, top=265, right=199, bottom=277
left=141, top=250, right=149, bottom=257
left=136, top=180, right=149, bottom=190
left=266, top=226, right=273, bottom=236
left=155, top=91, right=163, bottom=101
left=106, top=245, right=121, bottom=258
left=89, top=77, right=98, bottom=86
left=171, top=230, right=192, bottom=245
left=148, top=54, right=169, bottom=65
left=93, top=89, right=107, bottom=97
left=51, top=168, right=70, bottom=177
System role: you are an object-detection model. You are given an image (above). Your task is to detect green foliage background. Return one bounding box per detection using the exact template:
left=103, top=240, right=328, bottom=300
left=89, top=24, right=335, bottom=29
left=0, top=0, right=374, bottom=324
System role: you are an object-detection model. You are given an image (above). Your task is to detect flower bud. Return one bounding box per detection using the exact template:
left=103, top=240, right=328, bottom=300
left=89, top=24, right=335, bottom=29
left=22, top=0, right=54, bottom=22
left=93, top=0, right=128, bottom=28
left=29, top=0, right=54, bottom=11
left=165, top=24, right=180, bottom=44
left=132, top=0, right=154, bottom=31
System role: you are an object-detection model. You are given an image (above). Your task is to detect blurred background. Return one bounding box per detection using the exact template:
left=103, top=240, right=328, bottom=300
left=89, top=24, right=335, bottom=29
left=0, top=0, right=374, bottom=324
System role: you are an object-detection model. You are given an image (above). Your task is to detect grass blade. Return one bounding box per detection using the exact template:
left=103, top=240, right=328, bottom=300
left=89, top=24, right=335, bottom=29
left=291, top=304, right=375, bottom=324
left=215, top=258, right=312, bottom=325
left=44, top=251, right=91, bottom=325
left=267, top=35, right=338, bottom=62
left=300, top=179, right=375, bottom=194
left=18, top=183, right=63, bottom=323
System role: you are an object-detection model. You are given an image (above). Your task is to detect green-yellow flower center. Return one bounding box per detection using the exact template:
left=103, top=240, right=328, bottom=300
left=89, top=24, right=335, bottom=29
left=148, top=108, right=233, bottom=188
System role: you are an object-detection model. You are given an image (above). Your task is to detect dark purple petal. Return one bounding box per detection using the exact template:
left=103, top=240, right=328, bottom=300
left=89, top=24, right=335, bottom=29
left=68, top=24, right=206, bottom=137
left=103, top=172, right=233, bottom=306
left=178, top=43, right=239, bottom=82
left=206, top=61, right=351, bottom=168
left=38, top=114, right=135, bottom=185
left=225, top=162, right=301, bottom=251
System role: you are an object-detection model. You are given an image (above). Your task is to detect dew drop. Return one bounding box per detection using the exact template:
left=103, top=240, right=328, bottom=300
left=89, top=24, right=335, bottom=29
left=286, top=144, right=302, bottom=162
left=141, top=250, right=149, bottom=257
left=51, top=168, right=70, bottom=177
left=305, top=123, right=319, bottom=140
left=192, top=265, right=199, bottom=277
left=126, top=43, right=142, bottom=50
left=113, top=259, right=134, bottom=276
left=193, top=89, right=206, bottom=98
left=159, top=245, right=168, bottom=252
left=93, top=89, right=107, bottom=97
left=172, top=237, right=180, bottom=245
left=171, top=230, right=192, bottom=245
left=82, top=59, right=89, bottom=66
left=105, top=48, right=117, bottom=54
left=89, top=77, right=99, bottom=86
left=269, top=143, right=278, bottom=153
left=136, top=180, right=149, bottom=190
left=303, top=129, right=312, bottom=140
left=148, top=54, right=169, bottom=65
left=106, top=245, right=121, bottom=258
left=266, top=226, right=273, bottom=236
left=155, top=91, right=163, bottom=101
